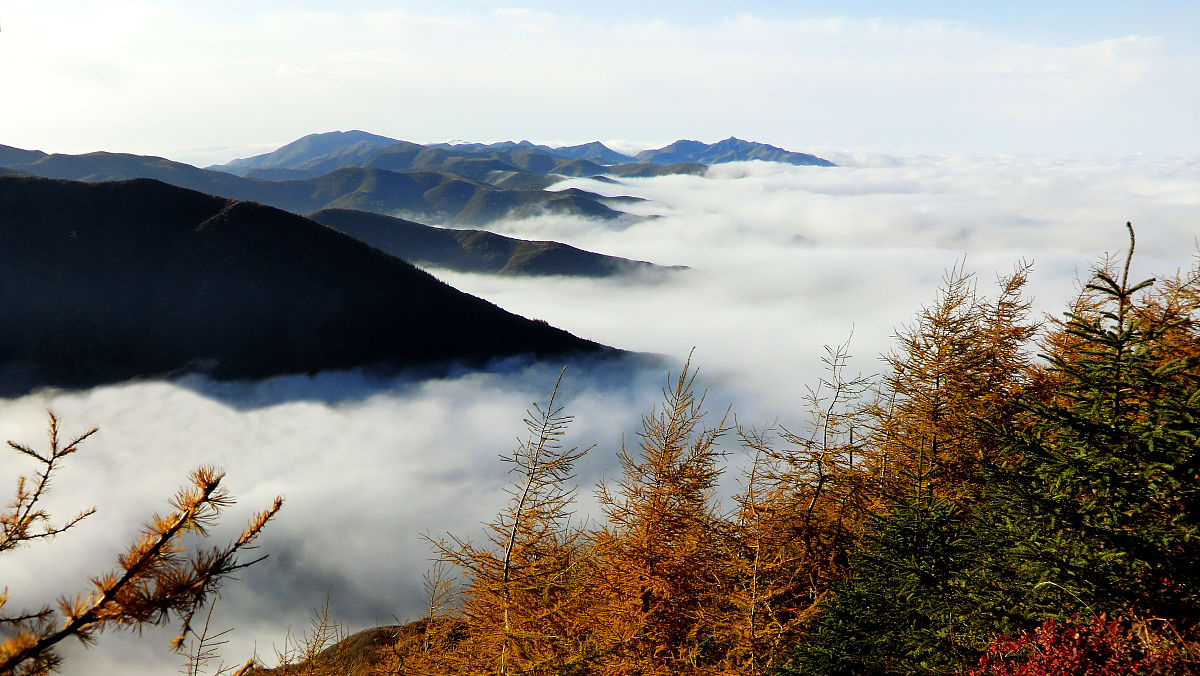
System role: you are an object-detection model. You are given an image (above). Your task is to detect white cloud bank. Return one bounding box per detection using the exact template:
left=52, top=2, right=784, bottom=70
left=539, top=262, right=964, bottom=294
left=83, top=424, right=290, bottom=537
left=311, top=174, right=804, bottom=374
left=1, top=151, right=1198, bottom=674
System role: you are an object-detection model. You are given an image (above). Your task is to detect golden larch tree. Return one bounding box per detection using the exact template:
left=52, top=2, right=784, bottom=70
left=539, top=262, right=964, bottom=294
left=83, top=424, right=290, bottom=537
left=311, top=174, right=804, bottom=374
left=428, top=368, right=594, bottom=675
left=588, top=359, right=733, bottom=674
left=0, top=413, right=282, bottom=676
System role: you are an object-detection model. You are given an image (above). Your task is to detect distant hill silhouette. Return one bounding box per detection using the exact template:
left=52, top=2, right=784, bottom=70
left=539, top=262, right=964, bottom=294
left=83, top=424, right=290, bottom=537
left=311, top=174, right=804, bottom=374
left=0, top=151, right=626, bottom=226
left=427, top=139, right=559, bottom=155
left=605, top=162, right=708, bottom=178
left=4, top=149, right=269, bottom=196
left=430, top=139, right=635, bottom=165
left=218, top=136, right=662, bottom=183
left=205, top=132, right=813, bottom=183
left=0, top=144, right=47, bottom=167
left=220, top=130, right=402, bottom=174
left=359, top=144, right=614, bottom=182
left=549, top=141, right=636, bottom=165
left=310, top=208, right=686, bottom=277
left=635, top=137, right=835, bottom=166
left=0, top=175, right=612, bottom=392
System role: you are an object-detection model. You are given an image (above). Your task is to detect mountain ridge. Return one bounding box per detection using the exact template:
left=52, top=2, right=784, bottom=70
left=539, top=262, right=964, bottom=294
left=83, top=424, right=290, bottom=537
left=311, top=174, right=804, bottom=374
left=205, top=132, right=834, bottom=179
left=0, top=174, right=613, bottom=392
left=221, top=130, right=403, bottom=173
left=309, top=208, right=686, bottom=278
left=635, top=137, right=836, bottom=166
left=0, top=150, right=627, bottom=226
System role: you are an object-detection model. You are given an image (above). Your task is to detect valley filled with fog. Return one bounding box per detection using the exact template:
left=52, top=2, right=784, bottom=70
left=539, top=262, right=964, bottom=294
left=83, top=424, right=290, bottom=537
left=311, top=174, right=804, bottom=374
left=1, top=151, right=1197, bottom=674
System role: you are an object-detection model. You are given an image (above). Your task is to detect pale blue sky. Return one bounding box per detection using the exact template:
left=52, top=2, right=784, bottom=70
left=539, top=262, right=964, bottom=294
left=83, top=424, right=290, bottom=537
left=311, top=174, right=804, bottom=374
left=1, top=1, right=1198, bottom=160
left=218, top=0, right=1200, bottom=46
left=484, top=0, right=1200, bottom=41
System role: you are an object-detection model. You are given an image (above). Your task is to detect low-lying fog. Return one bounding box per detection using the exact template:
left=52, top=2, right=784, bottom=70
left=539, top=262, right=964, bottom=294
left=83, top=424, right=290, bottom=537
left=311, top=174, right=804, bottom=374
left=2, top=151, right=1198, bottom=674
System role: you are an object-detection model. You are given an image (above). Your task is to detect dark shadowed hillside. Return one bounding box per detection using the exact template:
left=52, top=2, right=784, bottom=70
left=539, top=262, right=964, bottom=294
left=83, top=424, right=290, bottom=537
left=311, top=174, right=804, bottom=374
left=310, top=208, right=686, bottom=277
left=0, top=175, right=612, bottom=392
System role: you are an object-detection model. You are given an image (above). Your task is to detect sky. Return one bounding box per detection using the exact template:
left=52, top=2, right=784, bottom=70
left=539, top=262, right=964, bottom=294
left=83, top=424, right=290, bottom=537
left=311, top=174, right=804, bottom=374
left=1, top=1, right=1199, bottom=161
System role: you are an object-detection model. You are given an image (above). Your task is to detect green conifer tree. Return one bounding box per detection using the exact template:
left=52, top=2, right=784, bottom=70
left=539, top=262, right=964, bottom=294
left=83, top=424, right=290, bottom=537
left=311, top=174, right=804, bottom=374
left=983, top=224, right=1200, bottom=631
left=780, top=465, right=999, bottom=676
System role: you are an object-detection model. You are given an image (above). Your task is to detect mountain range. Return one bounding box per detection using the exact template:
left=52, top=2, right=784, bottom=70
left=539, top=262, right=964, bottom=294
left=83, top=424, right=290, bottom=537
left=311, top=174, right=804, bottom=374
left=0, top=174, right=611, bottom=392
left=0, top=149, right=632, bottom=227
left=212, top=131, right=834, bottom=178
left=211, top=132, right=712, bottom=183
left=0, top=132, right=834, bottom=389
left=0, top=134, right=831, bottom=231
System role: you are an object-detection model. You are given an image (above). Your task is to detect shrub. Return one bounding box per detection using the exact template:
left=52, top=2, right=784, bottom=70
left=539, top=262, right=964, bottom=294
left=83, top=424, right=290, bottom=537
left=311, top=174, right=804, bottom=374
left=970, top=615, right=1183, bottom=676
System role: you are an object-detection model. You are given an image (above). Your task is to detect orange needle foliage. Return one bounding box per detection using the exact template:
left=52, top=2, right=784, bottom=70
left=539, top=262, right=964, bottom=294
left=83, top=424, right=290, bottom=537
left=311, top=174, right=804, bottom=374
left=387, top=263, right=1050, bottom=676
left=872, top=262, right=1038, bottom=502
left=588, top=358, right=732, bottom=674
left=424, top=368, right=595, bottom=675
left=265, top=231, right=1197, bottom=675
left=0, top=414, right=283, bottom=676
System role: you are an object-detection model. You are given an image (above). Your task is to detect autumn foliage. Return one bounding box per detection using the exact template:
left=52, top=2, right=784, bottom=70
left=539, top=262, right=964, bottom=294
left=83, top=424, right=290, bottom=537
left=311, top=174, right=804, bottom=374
left=969, top=615, right=1185, bottom=676
left=11, top=222, right=1198, bottom=675
left=380, top=225, right=1198, bottom=676
left=0, top=415, right=282, bottom=676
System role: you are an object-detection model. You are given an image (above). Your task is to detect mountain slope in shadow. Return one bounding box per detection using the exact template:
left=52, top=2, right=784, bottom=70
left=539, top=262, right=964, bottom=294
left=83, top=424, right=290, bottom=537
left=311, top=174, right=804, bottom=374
left=309, top=208, right=686, bottom=277
left=0, top=175, right=613, bottom=392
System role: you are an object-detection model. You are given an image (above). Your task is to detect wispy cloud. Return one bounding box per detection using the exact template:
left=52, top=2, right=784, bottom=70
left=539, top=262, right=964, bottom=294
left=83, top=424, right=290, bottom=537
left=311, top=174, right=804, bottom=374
left=1, top=6, right=1196, bottom=156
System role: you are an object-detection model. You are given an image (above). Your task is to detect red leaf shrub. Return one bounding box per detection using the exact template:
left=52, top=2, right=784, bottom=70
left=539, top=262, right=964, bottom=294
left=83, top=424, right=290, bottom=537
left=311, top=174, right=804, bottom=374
left=970, top=615, right=1182, bottom=676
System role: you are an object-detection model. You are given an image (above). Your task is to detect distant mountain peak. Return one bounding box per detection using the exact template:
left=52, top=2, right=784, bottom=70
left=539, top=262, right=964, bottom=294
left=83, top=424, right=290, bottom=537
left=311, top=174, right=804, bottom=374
left=636, top=138, right=834, bottom=167
left=550, top=141, right=635, bottom=165
left=214, top=130, right=403, bottom=173
left=198, top=131, right=834, bottom=180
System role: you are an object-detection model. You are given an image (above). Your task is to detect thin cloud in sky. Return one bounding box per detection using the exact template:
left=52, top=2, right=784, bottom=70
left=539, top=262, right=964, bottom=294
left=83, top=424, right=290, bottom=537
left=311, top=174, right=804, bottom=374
left=0, top=4, right=1197, bottom=156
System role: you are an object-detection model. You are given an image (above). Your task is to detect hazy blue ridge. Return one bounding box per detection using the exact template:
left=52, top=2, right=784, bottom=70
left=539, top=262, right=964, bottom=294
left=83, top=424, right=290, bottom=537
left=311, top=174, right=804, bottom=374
left=636, top=137, right=835, bottom=166
left=203, top=132, right=832, bottom=181
left=216, top=130, right=403, bottom=175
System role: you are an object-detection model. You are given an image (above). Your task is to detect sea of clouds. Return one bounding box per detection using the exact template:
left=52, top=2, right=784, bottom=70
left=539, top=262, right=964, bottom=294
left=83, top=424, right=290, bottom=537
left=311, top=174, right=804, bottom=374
left=1, top=151, right=1198, bottom=674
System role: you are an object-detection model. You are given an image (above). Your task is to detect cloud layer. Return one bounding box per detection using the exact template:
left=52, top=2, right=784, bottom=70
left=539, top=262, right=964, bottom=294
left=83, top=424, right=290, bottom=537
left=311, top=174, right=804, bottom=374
left=1, top=152, right=1199, bottom=673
